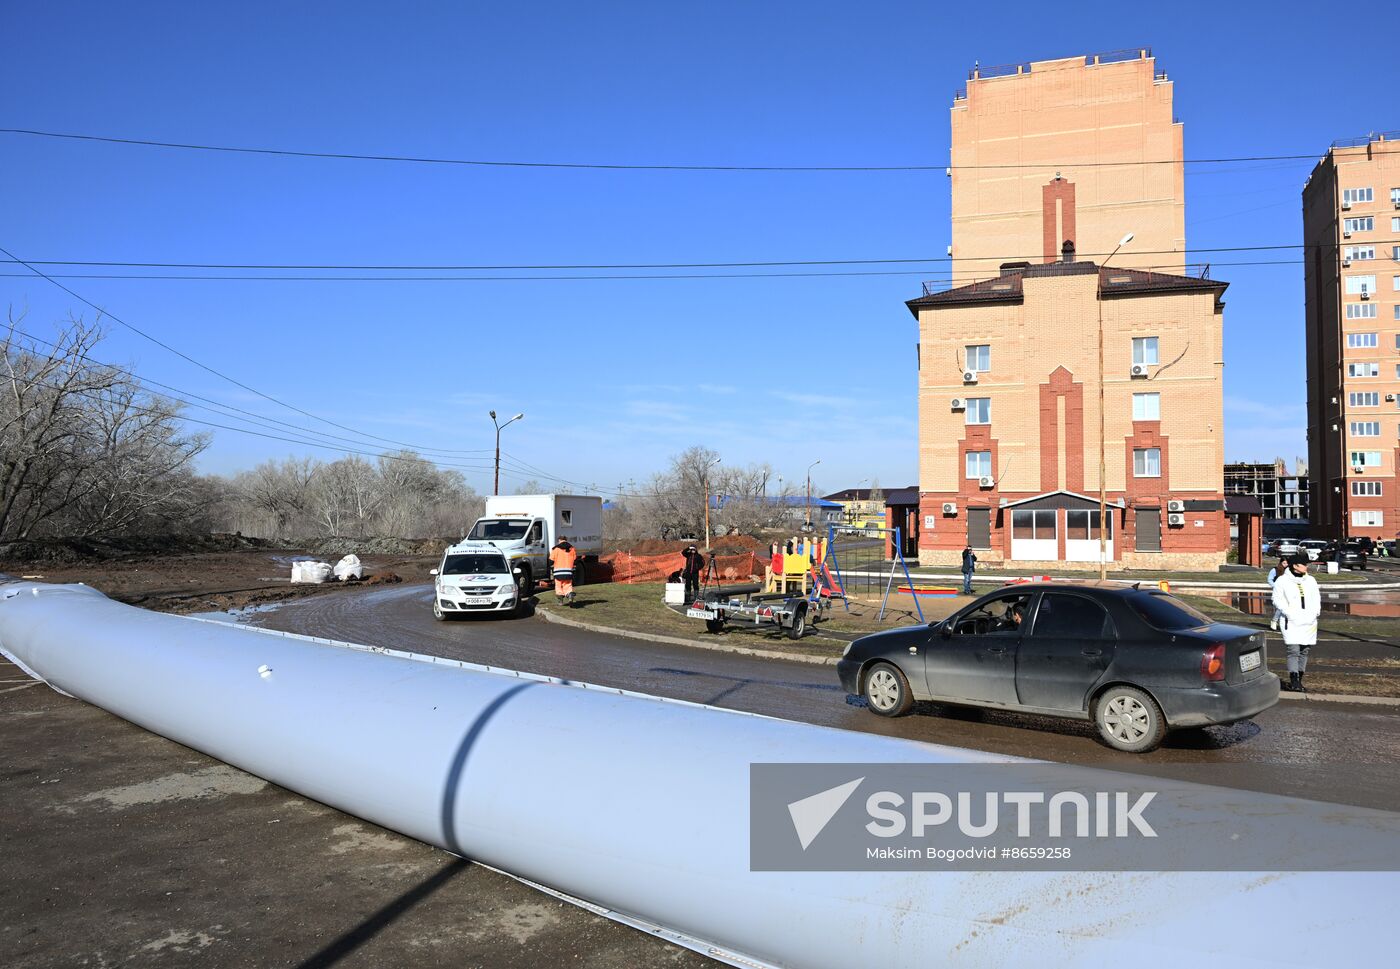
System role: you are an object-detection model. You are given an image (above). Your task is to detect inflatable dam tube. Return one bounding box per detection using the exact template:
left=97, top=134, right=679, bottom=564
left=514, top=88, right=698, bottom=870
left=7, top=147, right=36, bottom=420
left=0, top=582, right=1390, bottom=968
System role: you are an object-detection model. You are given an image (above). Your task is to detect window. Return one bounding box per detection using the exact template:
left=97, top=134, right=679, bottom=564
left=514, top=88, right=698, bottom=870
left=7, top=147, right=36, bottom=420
left=1350, top=392, right=1380, bottom=407
left=1131, top=336, right=1159, bottom=366
left=1032, top=593, right=1113, bottom=639
left=1394, top=274, right=1400, bottom=290
left=1350, top=421, right=1380, bottom=436
left=1395, top=364, right=1400, bottom=379
left=1350, top=451, right=1382, bottom=467
left=1133, top=447, right=1162, bottom=477
left=965, top=450, right=992, bottom=478
left=1131, top=392, right=1160, bottom=420
left=1392, top=246, right=1400, bottom=262
left=1392, top=188, right=1400, bottom=206
left=1344, top=216, right=1374, bottom=233
left=1343, top=187, right=1374, bottom=204
left=964, top=397, right=990, bottom=424
left=1394, top=304, right=1400, bottom=320
left=1349, top=362, right=1379, bottom=377
left=1011, top=509, right=1056, bottom=539
left=1394, top=217, right=1400, bottom=233
left=1065, top=509, right=1112, bottom=541
left=1346, top=302, right=1377, bottom=319
left=1352, top=481, right=1383, bottom=497
left=560, top=510, right=573, bottom=526
left=1348, top=332, right=1378, bottom=348
left=965, top=344, right=990, bottom=372
left=1345, top=246, right=1375, bottom=261
left=1352, top=510, right=1384, bottom=528
left=1345, top=275, right=1377, bottom=295
left=1127, top=592, right=1211, bottom=632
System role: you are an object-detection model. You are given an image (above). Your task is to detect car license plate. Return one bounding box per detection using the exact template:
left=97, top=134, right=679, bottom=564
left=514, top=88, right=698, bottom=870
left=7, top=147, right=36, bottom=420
left=1240, top=651, right=1261, bottom=673
left=686, top=608, right=716, bottom=620
left=465, top=597, right=492, bottom=605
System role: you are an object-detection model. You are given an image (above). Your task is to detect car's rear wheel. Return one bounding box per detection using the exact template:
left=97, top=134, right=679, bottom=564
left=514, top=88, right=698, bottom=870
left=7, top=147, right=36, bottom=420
left=1094, top=685, right=1166, bottom=753
left=705, top=617, right=724, bottom=634
left=863, top=662, right=913, bottom=717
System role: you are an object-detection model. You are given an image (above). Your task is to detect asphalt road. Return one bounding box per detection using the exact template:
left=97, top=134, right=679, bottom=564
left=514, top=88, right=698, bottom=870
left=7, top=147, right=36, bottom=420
left=256, top=583, right=1400, bottom=810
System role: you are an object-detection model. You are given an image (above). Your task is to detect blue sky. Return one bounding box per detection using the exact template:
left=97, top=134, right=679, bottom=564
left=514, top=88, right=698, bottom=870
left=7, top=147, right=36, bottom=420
left=1, top=2, right=1387, bottom=496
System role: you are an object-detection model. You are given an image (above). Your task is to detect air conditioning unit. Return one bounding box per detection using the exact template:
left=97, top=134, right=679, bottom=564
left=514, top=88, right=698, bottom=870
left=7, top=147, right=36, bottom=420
left=1361, top=287, right=1370, bottom=300
left=978, top=476, right=995, bottom=488
left=1353, top=466, right=1365, bottom=475
left=1130, top=364, right=1148, bottom=378
left=945, top=167, right=952, bottom=177
left=1167, top=499, right=1185, bottom=513
left=1344, top=230, right=1352, bottom=239
left=963, top=370, right=978, bottom=384
left=950, top=398, right=966, bottom=410
left=1386, top=394, right=1395, bottom=402
left=1167, top=513, right=1186, bottom=527
left=1342, top=200, right=1352, bottom=210
left=941, top=502, right=958, bottom=515
left=1343, top=258, right=1352, bottom=267
left=946, top=244, right=953, bottom=256
left=1394, top=200, right=1400, bottom=209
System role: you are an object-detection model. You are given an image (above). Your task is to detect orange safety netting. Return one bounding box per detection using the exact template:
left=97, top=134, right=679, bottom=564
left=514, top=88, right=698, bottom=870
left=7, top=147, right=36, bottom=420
left=594, top=550, right=764, bottom=585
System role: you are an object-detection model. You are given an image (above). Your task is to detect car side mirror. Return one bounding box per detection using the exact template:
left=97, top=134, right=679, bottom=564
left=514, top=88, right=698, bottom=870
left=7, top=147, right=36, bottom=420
left=938, top=622, right=951, bottom=639
left=513, top=567, right=522, bottom=575
left=429, top=568, right=439, bottom=576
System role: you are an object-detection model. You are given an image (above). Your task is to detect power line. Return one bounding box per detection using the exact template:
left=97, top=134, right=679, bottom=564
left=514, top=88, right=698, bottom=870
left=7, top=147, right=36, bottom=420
left=0, top=242, right=517, bottom=457
left=6, top=126, right=1388, bottom=172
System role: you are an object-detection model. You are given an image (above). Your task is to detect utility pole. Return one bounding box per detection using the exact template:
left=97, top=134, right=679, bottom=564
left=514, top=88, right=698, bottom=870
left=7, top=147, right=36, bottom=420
left=702, top=457, right=722, bottom=550
left=1097, top=233, right=1134, bottom=581
left=489, top=410, right=524, bottom=495
left=805, top=459, right=822, bottom=531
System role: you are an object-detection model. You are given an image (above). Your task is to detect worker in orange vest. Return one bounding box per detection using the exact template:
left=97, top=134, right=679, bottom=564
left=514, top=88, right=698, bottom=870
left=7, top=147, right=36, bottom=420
left=549, top=539, right=578, bottom=605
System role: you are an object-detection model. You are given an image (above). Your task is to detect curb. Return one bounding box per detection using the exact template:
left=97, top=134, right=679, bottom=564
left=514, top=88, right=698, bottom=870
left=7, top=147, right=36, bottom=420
left=535, top=607, right=841, bottom=666
left=536, top=607, right=1400, bottom=704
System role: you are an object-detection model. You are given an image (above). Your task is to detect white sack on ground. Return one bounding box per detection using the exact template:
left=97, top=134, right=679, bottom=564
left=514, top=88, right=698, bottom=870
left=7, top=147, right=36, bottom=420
left=291, top=560, right=333, bottom=584
left=333, top=555, right=364, bottom=581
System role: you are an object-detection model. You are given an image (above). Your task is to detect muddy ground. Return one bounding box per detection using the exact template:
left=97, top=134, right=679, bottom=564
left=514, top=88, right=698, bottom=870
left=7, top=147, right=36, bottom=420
left=0, top=545, right=438, bottom=615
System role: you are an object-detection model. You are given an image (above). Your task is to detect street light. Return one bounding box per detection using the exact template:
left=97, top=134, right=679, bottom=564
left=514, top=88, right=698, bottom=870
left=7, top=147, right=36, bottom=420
left=1097, top=232, right=1134, bottom=581
left=489, top=410, right=524, bottom=496
left=805, top=459, right=822, bottom=531
left=702, top=457, right=722, bottom=550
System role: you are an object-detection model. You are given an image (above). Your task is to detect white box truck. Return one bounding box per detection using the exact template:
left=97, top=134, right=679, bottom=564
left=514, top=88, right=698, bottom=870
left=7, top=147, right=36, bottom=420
left=465, top=494, right=603, bottom=593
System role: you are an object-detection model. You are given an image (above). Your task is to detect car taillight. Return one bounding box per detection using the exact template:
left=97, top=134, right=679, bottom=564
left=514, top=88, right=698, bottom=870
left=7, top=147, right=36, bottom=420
left=1202, top=643, right=1226, bottom=681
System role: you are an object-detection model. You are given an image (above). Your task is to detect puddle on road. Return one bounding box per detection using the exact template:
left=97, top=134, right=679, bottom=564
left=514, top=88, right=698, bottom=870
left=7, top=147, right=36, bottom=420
left=1200, top=590, right=1400, bottom=619
left=185, top=602, right=288, bottom=625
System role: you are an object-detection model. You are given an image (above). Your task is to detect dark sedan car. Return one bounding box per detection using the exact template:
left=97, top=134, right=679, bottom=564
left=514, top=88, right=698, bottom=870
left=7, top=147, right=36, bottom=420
left=837, top=583, right=1279, bottom=753
left=1324, top=542, right=1368, bottom=569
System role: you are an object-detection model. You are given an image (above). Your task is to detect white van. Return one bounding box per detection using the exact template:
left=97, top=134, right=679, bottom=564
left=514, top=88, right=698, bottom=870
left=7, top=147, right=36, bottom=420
left=429, top=541, right=520, bottom=620
left=465, top=494, right=603, bottom=593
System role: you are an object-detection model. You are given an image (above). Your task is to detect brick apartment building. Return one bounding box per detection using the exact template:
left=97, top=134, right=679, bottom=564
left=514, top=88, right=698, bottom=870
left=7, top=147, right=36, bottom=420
left=1303, top=132, right=1400, bottom=541
left=912, top=49, right=1230, bottom=570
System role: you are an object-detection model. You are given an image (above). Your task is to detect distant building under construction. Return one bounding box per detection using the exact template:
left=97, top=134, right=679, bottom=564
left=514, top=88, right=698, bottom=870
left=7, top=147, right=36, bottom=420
left=1224, top=460, right=1309, bottom=522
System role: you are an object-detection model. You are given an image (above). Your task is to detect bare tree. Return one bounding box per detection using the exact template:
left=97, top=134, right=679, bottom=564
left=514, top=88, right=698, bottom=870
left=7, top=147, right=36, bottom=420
left=310, top=456, right=381, bottom=536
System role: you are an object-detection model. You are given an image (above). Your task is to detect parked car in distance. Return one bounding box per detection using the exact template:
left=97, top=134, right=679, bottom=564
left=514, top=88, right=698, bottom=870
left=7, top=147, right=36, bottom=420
left=1381, top=540, right=1398, bottom=558
left=1267, top=538, right=1300, bottom=557
left=1352, top=536, right=1376, bottom=555
left=837, top=583, right=1279, bottom=753
left=1297, top=539, right=1329, bottom=562
left=1324, top=542, right=1369, bottom=570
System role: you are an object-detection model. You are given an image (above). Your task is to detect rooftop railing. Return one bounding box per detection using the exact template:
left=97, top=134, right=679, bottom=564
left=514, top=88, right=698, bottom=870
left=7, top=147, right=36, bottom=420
left=1087, top=47, right=1151, bottom=65
left=1331, top=131, right=1400, bottom=149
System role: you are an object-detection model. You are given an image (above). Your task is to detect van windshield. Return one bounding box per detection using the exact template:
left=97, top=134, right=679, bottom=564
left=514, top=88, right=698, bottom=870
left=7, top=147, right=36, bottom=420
left=442, top=553, right=508, bottom=575
left=467, top=520, right=530, bottom=541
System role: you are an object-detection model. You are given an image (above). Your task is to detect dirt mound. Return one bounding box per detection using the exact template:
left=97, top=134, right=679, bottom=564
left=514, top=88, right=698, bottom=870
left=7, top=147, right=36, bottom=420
left=365, top=572, right=402, bottom=586
left=0, top=533, right=270, bottom=566
left=306, top=537, right=452, bottom=558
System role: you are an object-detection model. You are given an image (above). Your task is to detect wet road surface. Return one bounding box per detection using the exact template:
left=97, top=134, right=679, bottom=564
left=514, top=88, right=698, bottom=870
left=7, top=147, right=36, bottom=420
left=255, top=583, right=1400, bottom=810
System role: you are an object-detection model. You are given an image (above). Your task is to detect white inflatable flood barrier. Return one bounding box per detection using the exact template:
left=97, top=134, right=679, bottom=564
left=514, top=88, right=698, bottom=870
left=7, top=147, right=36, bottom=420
left=0, top=582, right=1392, bottom=968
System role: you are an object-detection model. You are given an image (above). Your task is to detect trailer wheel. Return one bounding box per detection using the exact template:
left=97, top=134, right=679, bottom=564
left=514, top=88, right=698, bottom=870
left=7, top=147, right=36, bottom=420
left=705, top=617, right=725, bottom=634
left=786, top=604, right=808, bottom=640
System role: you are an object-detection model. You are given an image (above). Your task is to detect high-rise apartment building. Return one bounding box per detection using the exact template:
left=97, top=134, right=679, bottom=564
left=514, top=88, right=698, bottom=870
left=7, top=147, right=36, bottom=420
left=912, top=50, right=1229, bottom=570
left=1303, top=132, right=1400, bottom=541
left=950, top=49, right=1185, bottom=281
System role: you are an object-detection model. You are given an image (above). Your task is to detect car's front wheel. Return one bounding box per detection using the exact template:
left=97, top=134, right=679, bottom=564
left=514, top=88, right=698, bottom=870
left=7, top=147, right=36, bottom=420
left=863, top=662, right=913, bottom=717
left=1094, top=685, right=1166, bottom=753
left=432, top=599, right=449, bottom=622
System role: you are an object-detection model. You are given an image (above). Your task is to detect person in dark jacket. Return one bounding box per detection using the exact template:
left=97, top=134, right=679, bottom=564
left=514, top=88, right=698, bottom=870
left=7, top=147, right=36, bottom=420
left=681, top=544, right=705, bottom=603
left=961, top=545, right=977, bottom=595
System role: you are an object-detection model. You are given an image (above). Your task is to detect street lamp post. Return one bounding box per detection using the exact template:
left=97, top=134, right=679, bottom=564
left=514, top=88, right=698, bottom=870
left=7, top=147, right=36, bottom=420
left=702, top=457, right=722, bottom=551
left=1097, top=233, right=1134, bottom=581
left=805, top=459, right=822, bottom=531
left=489, top=410, right=524, bottom=495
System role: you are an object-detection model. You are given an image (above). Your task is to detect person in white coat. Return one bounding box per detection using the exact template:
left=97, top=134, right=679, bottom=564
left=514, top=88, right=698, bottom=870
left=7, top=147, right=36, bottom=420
left=1265, top=555, right=1288, bottom=631
left=1271, top=553, right=1320, bottom=692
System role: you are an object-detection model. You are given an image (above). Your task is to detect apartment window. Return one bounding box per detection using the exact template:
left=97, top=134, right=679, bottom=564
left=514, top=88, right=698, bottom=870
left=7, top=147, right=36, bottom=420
left=965, top=450, right=992, bottom=478
left=1394, top=274, right=1400, bottom=290
left=1352, top=481, right=1383, bottom=497
left=1351, top=451, right=1382, bottom=467
left=1133, top=447, right=1162, bottom=477
left=1343, top=187, right=1374, bottom=204
left=1346, top=302, right=1377, bottom=319
left=1344, top=216, right=1375, bottom=233
left=1131, top=336, right=1159, bottom=366
left=1392, top=188, right=1400, bottom=206
left=1345, top=275, right=1377, bottom=295
left=1394, top=304, right=1400, bottom=320
left=1393, top=217, right=1400, bottom=233
left=1350, top=392, right=1380, bottom=407
left=1352, top=510, right=1384, bottom=528
left=1350, top=421, right=1381, bottom=437
left=965, top=344, right=990, bottom=372
left=1131, top=392, right=1160, bottom=421
left=1392, top=246, right=1400, bottom=262
left=1395, top=363, right=1400, bottom=379
left=964, top=397, right=990, bottom=425
left=1345, top=246, right=1375, bottom=261
left=1348, top=362, right=1379, bottom=377
left=1348, top=332, right=1378, bottom=348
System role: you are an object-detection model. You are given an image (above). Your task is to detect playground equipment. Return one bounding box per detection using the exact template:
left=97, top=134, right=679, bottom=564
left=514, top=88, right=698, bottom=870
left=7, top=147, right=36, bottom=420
left=824, top=524, right=924, bottom=622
